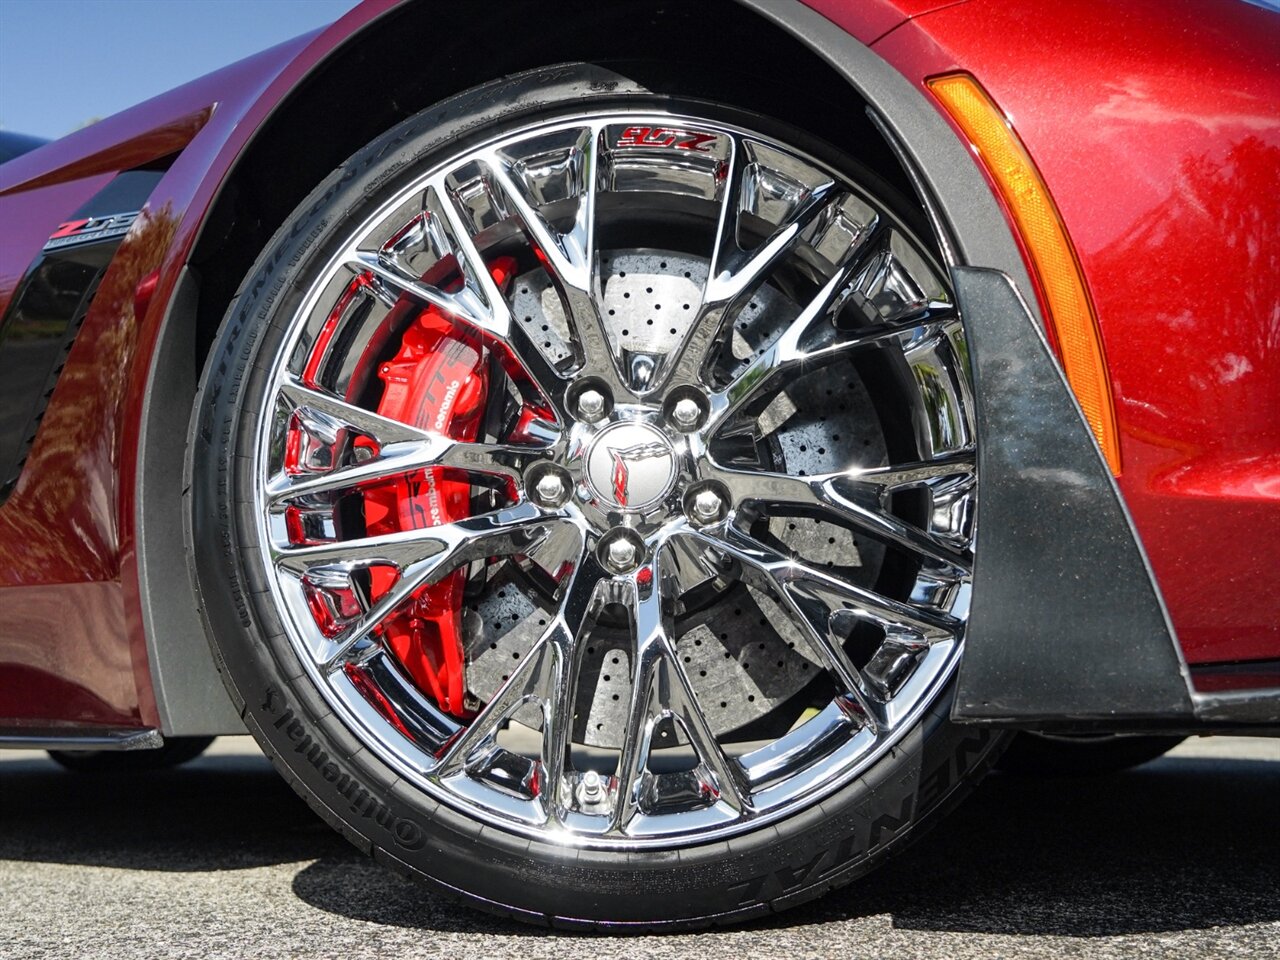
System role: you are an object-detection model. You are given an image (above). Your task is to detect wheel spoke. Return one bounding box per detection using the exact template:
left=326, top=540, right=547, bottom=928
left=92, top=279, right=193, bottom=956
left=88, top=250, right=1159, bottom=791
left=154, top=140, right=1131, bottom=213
left=270, top=380, right=543, bottom=502
left=276, top=504, right=565, bottom=666
left=277, top=526, right=452, bottom=574
left=348, top=251, right=490, bottom=333
left=686, top=522, right=954, bottom=724
left=423, top=180, right=514, bottom=338
left=703, top=227, right=954, bottom=432
left=708, top=167, right=836, bottom=309
left=352, top=182, right=573, bottom=417
left=659, top=139, right=841, bottom=392
left=705, top=456, right=974, bottom=576
left=278, top=378, right=425, bottom=448
left=537, top=555, right=607, bottom=817
left=689, top=525, right=888, bottom=725
left=713, top=307, right=956, bottom=432
left=482, top=130, right=633, bottom=397
left=488, top=127, right=597, bottom=293
left=853, top=452, right=976, bottom=491
left=435, top=551, right=605, bottom=823
left=782, top=578, right=888, bottom=732
left=613, top=552, right=749, bottom=829
left=707, top=522, right=958, bottom=639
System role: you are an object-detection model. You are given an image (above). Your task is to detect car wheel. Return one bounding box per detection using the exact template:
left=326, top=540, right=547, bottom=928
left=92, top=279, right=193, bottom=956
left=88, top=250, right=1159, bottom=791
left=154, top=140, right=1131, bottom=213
left=48, top=736, right=215, bottom=773
left=189, top=63, right=1000, bottom=929
left=996, top=732, right=1186, bottom=776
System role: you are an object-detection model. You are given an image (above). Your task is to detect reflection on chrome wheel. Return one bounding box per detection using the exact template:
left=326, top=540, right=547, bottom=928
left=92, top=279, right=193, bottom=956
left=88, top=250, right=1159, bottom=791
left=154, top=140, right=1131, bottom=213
left=193, top=64, right=996, bottom=927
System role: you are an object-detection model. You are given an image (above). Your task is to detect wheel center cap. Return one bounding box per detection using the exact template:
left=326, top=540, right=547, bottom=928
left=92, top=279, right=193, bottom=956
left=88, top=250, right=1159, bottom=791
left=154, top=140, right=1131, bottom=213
left=584, top=422, right=676, bottom=510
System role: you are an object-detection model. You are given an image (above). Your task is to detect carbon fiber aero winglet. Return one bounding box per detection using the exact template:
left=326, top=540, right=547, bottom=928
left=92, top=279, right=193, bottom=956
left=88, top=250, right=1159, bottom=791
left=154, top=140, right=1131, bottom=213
left=952, top=267, right=1194, bottom=724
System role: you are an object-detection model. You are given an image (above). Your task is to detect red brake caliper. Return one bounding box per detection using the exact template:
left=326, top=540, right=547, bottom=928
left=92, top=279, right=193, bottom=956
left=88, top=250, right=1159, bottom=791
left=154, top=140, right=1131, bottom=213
left=286, top=256, right=509, bottom=721
left=355, top=257, right=519, bottom=717
left=290, top=257, right=535, bottom=718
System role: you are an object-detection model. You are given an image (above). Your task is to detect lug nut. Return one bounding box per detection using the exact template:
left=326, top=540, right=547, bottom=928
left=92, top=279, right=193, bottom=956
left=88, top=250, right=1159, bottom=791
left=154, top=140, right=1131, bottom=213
left=600, top=532, right=643, bottom=574
left=670, top=396, right=703, bottom=432
left=579, top=769, right=605, bottom=805
left=533, top=470, right=568, bottom=507
left=575, top=388, right=607, bottom=423
left=606, top=537, right=639, bottom=571
left=689, top=488, right=726, bottom=526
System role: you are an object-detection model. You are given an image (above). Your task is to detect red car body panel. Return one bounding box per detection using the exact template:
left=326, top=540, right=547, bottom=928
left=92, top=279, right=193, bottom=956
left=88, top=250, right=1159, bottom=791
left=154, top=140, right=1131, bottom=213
left=0, top=0, right=1275, bottom=730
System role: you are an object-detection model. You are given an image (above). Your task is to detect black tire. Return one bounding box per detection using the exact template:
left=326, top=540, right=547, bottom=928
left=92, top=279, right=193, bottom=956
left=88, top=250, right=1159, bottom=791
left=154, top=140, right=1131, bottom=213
left=48, top=736, right=215, bottom=773
left=996, top=732, right=1185, bottom=776
left=188, top=63, right=1004, bottom=930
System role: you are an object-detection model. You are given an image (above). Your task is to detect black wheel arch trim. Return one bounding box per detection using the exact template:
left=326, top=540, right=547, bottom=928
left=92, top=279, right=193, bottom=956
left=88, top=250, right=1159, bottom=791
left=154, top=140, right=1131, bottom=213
left=138, top=266, right=246, bottom=736
left=950, top=268, right=1193, bottom=723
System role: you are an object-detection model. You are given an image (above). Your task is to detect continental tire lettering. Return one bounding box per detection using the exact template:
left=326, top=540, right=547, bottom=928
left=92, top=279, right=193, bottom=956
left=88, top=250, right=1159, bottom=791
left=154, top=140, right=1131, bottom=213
left=724, top=874, right=769, bottom=907
left=954, top=731, right=991, bottom=775
left=868, top=795, right=915, bottom=846
left=725, top=792, right=917, bottom=907
left=920, top=731, right=991, bottom=809
left=262, top=686, right=425, bottom=851
left=773, top=849, right=827, bottom=893
left=815, top=833, right=861, bottom=885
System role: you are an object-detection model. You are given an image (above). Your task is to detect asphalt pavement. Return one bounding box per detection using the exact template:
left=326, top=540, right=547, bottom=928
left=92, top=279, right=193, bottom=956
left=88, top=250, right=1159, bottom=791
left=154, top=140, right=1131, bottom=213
left=1, top=735, right=1277, bottom=959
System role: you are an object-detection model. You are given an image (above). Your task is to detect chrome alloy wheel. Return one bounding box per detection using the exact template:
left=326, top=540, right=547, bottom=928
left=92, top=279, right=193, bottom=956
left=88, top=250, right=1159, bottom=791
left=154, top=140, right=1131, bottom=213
left=252, top=111, right=976, bottom=847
